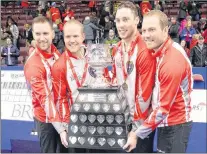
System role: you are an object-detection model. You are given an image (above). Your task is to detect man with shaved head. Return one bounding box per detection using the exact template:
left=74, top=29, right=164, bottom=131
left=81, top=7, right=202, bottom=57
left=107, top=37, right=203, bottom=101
left=133, top=10, right=193, bottom=153
left=51, top=19, right=96, bottom=152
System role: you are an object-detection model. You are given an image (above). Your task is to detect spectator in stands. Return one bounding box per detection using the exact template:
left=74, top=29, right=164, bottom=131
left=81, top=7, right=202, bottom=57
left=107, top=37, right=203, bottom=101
left=62, top=6, right=74, bottom=24
left=178, top=0, right=187, bottom=22
left=190, top=34, right=199, bottom=50
left=88, top=0, right=96, bottom=12
left=46, top=8, right=51, bottom=19
left=1, top=37, right=20, bottom=66
left=187, top=0, right=200, bottom=21
left=63, top=15, right=70, bottom=24
left=58, top=1, right=66, bottom=21
left=180, top=18, right=197, bottom=48
left=52, top=23, right=62, bottom=47
left=45, top=1, right=51, bottom=11
left=38, top=0, right=46, bottom=10
left=104, top=29, right=119, bottom=43
left=58, top=23, right=64, bottom=32
left=197, top=18, right=207, bottom=33
left=140, top=0, right=152, bottom=16
left=21, top=0, right=30, bottom=15
left=0, top=27, right=10, bottom=65
left=104, top=29, right=119, bottom=56
left=99, top=2, right=110, bottom=27
left=90, top=12, right=99, bottom=26
left=113, top=1, right=121, bottom=15
left=83, top=16, right=100, bottom=44
left=34, top=2, right=49, bottom=17
left=179, top=16, right=191, bottom=35
left=1, top=27, right=11, bottom=47
left=39, top=5, right=47, bottom=16
left=190, top=35, right=207, bottom=67
left=202, top=28, right=207, bottom=44
left=49, top=2, right=62, bottom=24
left=104, top=16, right=113, bottom=38
left=24, top=24, right=33, bottom=46
left=169, top=17, right=180, bottom=43
left=30, top=6, right=40, bottom=18
left=159, top=1, right=164, bottom=11
left=6, top=16, right=19, bottom=48
left=56, top=37, right=65, bottom=54
left=180, top=39, right=190, bottom=57
left=104, top=0, right=113, bottom=14
left=1, top=56, right=5, bottom=65
left=153, top=1, right=161, bottom=10
left=109, top=13, right=115, bottom=23
left=89, top=12, right=103, bottom=43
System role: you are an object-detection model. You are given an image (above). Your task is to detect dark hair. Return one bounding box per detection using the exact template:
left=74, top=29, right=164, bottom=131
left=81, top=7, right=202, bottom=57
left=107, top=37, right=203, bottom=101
left=180, top=39, right=187, bottom=47
left=117, top=1, right=138, bottom=17
left=6, top=16, right=18, bottom=27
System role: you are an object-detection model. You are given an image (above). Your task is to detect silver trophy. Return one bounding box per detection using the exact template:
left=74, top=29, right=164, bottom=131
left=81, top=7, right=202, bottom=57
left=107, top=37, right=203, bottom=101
left=86, top=44, right=112, bottom=88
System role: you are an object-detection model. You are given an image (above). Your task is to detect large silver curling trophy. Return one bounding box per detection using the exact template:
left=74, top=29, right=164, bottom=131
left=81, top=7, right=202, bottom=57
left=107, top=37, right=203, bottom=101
left=68, top=44, right=129, bottom=151
left=86, top=44, right=112, bottom=87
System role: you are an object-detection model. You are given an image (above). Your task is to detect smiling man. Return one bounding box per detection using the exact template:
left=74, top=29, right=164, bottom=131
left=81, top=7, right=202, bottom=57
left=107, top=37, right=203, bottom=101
left=111, top=1, right=156, bottom=153
left=51, top=19, right=96, bottom=152
left=134, top=10, right=193, bottom=153
left=24, top=16, right=67, bottom=153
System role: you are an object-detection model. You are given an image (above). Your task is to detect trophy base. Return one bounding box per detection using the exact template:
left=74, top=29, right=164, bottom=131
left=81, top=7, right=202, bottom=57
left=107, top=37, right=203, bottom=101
left=68, top=86, right=128, bottom=150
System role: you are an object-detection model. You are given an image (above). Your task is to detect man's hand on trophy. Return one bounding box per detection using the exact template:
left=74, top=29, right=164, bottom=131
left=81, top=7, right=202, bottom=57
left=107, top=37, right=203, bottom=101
left=123, top=131, right=137, bottom=152
left=60, top=130, right=69, bottom=148
left=62, top=122, right=69, bottom=133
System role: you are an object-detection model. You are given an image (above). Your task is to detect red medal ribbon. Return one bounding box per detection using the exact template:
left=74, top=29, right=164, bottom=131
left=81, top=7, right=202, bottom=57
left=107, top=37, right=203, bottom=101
left=119, top=35, right=140, bottom=81
left=65, top=49, right=88, bottom=88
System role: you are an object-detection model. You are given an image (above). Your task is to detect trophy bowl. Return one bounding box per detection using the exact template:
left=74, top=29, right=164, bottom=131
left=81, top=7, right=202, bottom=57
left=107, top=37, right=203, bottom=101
left=86, top=44, right=112, bottom=88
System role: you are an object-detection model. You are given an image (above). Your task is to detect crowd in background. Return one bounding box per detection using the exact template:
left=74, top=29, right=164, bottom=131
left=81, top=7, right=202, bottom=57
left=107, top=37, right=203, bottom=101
left=1, top=0, right=207, bottom=67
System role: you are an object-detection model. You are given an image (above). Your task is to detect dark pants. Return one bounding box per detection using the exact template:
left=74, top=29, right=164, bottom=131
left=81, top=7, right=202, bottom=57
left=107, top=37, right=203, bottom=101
left=157, top=121, right=192, bottom=153
left=34, top=118, right=68, bottom=153
left=132, top=130, right=155, bottom=153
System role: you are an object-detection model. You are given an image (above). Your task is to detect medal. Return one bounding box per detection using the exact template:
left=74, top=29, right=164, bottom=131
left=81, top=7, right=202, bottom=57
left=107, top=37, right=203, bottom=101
left=120, top=35, right=139, bottom=91
left=122, top=82, right=128, bottom=91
